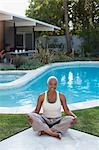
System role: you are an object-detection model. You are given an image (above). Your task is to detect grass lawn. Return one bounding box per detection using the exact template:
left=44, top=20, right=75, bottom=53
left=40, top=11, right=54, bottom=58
left=0, top=106, right=99, bottom=141
left=0, top=114, right=30, bottom=141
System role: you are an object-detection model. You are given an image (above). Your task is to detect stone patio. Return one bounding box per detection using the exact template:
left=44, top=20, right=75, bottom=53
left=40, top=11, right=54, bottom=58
left=0, top=128, right=99, bottom=150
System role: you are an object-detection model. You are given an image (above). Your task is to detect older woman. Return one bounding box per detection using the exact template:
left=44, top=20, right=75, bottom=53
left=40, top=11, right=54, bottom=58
left=27, top=76, right=78, bottom=139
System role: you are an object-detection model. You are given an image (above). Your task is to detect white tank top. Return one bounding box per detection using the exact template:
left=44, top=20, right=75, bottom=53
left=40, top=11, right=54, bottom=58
left=42, top=91, right=61, bottom=118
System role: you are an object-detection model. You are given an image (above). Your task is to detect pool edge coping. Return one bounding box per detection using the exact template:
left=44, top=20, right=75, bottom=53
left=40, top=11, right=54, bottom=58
left=0, top=61, right=99, bottom=90
left=0, top=61, right=99, bottom=113
left=0, top=100, right=99, bottom=114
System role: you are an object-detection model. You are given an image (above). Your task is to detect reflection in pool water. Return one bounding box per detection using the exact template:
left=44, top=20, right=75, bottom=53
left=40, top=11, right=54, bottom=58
left=0, top=66, right=99, bottom=107
left=0, top=73, right=26, bottom=83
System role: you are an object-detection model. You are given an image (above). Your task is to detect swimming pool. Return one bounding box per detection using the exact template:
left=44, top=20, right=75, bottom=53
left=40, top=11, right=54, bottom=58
left=0, top=73, right=26, bottom=83
left=0, top=63, right=99, bottom=107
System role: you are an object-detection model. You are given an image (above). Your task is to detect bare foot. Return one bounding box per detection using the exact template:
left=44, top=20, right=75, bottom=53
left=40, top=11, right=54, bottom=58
left=38, top=131, right=62, bottom=139
left=47, top=131, right=62, bottom=140
left=38, top=131, right=46, bottom=136
left=54, top=132, right=62, bottom=140
left=50, top=129, right=62, bottom=139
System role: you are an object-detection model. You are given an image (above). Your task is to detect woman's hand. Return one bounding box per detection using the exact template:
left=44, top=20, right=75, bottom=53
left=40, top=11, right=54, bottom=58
left=60, top=93, right=78, bottom=122
left=27, top=116, right=33, bottom=124
left=71, top=116, right=78, bottom=126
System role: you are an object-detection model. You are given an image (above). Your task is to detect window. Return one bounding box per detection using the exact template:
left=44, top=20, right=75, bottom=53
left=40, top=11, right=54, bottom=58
left=16, top=34, right=23, bottom=47
left=25, top=33, right=32, bottom=50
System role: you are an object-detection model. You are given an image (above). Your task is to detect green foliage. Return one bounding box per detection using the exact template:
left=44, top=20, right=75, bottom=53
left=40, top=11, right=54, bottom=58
left=26, top=0, right=99, bottom=35
left=0, top=64, right=16, bottom=70
left=34, top=48, right=74, bottom=64
left=50, top=51, right=74, bottom=62
left=72, top=0, right=99, bottom=34
left=36, top=48, right=55, bottom=64
left=71, top=0, right=99, bottom=55
left=79, top=28, right=99, bottom=54
left=26, top=0, right=63, bottom=25
left=18, top=58, right=44, bottom=70
left=12, top=56, right=28, bottom=68
left=26, top=0, right=99, bottom=53
left=26, top=0, right=65, bottom=35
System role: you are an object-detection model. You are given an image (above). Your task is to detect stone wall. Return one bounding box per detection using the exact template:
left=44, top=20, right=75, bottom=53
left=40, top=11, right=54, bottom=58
left=36, top=35, right=83, bottom=52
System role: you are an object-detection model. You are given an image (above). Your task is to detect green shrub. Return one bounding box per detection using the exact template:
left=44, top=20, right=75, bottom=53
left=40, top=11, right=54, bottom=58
left=36, top=48, right=55, bottom=64
left=36, top=49, right=74, bottom=63
left=79, top=28, right=99, bottom=56
left=50, top=51, right=74, bottom=63
left=0, top=65, right=16, bottom=70
left=12, top=56, right=28, bottom=68
left=18, top=58, right=44, bottom=70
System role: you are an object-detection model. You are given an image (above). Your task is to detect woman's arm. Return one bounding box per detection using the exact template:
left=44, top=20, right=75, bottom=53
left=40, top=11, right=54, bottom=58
left=27, top=94, right=44, bottom=124
left=60, top=93, right=77, bottom=119
left=32, top=94, right=44, bottom=114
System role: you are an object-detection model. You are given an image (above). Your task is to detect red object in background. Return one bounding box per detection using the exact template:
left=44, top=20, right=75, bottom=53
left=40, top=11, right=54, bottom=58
left=0, top=50, right=5, bottom=58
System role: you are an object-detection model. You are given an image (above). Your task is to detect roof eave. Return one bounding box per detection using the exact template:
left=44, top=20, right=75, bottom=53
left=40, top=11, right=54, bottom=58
left=0, top=10, right=61, bottom=30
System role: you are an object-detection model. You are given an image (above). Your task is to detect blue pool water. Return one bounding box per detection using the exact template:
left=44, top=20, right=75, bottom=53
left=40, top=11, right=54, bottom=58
left=0, top=66, right=99, bottom=107
left=0, top=73, right=26, bottom=83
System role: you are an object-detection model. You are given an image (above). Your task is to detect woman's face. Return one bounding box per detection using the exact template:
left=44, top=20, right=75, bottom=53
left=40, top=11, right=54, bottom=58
left=48, top=79, right=57, bottom=91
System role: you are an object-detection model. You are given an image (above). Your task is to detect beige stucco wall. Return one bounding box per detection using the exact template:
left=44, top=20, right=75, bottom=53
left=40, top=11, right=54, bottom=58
left=4, top=21, right=14, bottom=50
left=0, top=21, right=5, bottom=50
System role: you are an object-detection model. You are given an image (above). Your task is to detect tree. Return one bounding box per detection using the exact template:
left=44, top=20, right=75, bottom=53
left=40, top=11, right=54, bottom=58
left=26, top=0, right=72, bottom=52
left=26, top=0, right=64, bottom=35
left=63, top=0, right=72, bottom=52
left=26, top=0, right=99, bottom=54
left=72, top=0, right=99, bottom=33
left=71, top=0, right=99, bottom=56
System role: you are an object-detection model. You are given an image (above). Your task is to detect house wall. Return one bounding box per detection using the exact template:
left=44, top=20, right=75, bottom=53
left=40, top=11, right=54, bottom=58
left=17, top=27, right=35, bottom=50
left=17, top=27, right=33, bottom=33
left=4, top=21, right=14, bottom=50
left=4, top=23, right=35, bottom=51
left=0, top=21, right=5, bottom=50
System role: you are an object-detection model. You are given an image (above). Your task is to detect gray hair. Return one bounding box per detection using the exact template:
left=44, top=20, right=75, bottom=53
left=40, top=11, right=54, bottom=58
left=47, top=76, right=58, bottom=85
